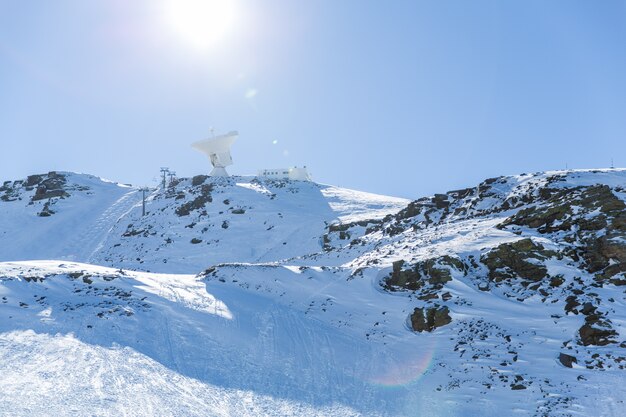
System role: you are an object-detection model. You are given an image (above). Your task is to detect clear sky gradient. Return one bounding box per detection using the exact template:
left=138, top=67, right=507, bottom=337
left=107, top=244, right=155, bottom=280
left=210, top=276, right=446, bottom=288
left=1, top=0, right=625, bottom=198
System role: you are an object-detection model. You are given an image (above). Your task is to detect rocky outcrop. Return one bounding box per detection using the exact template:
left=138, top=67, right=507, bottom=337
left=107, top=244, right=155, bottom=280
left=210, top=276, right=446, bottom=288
left=0, top=181, right=21, bottom=202
left=583, top=235, right=626, bottom=281
left=578, top=323, right=618, bottom=346
left=499, top=184, right=626, bottom=282
left=191, top=175, right=208, bottom=187
left=481, top=239, right=556, bottom=282
left=32, top=172, right=69, bottom=201
left=175, top=184, right=214, bottom=216
left=1, top=172, right=72, bottom=203
left=500, top=185, right=624, bottom=232
left=578, top=312, right=618, bottom=346
left=383, top=255, right=465, bottom=293
left=410, top=305, right=452, bottom=332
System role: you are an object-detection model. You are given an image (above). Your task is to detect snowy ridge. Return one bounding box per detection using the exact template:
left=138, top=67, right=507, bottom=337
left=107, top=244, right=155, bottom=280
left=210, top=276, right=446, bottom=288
left=0, top=172, right=409, bottom=272
left=90, top=175, right=408, bottom=272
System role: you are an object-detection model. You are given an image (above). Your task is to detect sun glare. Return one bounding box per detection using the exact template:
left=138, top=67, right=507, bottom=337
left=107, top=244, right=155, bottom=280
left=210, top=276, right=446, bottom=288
left=163, top=0, right=237, bottom=49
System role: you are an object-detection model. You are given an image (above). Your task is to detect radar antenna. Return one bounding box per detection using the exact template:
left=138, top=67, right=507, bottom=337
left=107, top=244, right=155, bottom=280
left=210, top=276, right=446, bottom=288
left=191, top=130, right=238, bottom=177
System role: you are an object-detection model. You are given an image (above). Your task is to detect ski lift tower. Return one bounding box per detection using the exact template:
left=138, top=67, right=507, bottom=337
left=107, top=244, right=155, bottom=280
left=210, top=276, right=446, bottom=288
left=191, top=130, right=238, bottom=177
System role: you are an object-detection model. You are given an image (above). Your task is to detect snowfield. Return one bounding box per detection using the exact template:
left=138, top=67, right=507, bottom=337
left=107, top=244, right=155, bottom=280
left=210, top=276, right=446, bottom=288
left=0, top=169, right=625, bottom=416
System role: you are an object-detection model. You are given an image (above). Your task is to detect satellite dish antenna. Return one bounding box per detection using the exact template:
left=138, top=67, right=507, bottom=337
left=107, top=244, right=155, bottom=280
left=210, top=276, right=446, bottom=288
left=191, top=130, right=238, bottom=177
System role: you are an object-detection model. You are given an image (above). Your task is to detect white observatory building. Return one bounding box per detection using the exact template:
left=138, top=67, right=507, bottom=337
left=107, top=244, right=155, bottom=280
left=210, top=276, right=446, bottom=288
left=191, top=130, right=311, bottom=181
left=191, top=131, right=238, bottom=177
left=257, top=166, right=311, bottom=181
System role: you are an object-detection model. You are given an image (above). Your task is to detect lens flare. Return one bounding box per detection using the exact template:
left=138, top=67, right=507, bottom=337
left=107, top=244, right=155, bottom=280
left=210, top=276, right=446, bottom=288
left=366, top=340, right=437, bottom=387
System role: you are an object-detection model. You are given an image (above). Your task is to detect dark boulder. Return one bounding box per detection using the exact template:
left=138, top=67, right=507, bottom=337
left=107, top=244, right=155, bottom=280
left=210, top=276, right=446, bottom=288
left=410, top=305, right=452, bottom=332
left=558, top=353, right=577, bottom=368
left=579, top=320, right=618, bottom=346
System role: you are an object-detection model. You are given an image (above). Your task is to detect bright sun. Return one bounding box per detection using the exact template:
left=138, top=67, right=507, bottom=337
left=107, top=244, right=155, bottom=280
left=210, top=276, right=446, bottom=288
left=163, top=0, right=237, bottom=49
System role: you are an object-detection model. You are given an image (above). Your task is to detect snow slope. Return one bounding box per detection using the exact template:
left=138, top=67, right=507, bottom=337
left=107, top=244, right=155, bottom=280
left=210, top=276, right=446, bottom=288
left=0, top=262, right=360, bottom=417
left=0, top=172, right=138, bottom=262
left=1, top=169, right=625, bottom=416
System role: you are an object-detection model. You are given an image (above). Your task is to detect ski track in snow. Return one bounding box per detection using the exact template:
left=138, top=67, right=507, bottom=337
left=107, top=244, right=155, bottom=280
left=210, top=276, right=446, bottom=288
left=86, top=190, right=142, bottom=262
left=65, top=189, right=142, bottom=263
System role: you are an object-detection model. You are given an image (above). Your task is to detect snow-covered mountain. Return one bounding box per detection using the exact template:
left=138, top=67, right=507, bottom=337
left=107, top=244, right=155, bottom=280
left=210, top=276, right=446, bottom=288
left=0, top=172, right=408, bottom=271
left=1, top=169, right=625, bottom=416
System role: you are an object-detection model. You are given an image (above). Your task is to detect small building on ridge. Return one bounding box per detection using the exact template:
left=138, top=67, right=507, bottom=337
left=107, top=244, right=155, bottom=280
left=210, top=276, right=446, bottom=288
left=257, top=166, right=311, bottom=181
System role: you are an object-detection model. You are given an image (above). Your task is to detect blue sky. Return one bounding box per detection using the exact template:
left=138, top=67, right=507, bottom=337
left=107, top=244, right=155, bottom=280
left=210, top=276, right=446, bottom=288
left=1, top=0, right=625, bottom=198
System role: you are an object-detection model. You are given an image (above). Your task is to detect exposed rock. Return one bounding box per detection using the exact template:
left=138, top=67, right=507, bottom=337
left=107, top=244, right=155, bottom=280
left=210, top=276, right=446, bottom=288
left=191, top=175, right=208, bottom=186
left=37, top=201, right=55, bottom=217
left=481, top=239, right=554, bottom=282
left=122, top=224, right=146, bottom=237
left=384, top=255, right=465, bottom=292
left=580, top=302, right=596, bottom=316
left=25, top=174, right=43, bottom=187
left=410, top=305, right=452, bottom=332
left=393, top=199, right=431, bottom=222
left=579, top=314, right=618, bottom=346
left=583, top=236, right=626, bottom=279
left=564, top=296, right=580, bottom=314
left=609, top=277, right=626, bottom=286
left=495, top=183, right=625, bottom=282
left=175, top=184, right=213, bottom=216
left=432, top=194, right=450, bottom=209
left=32, top=172, right=69, bottom=202
left=549, top=275, right=565, bottom=287
left=579, top=324, right=617, bottom=346
left=559, top=353, right=577, bottom=368
left=501, top=185, right=625, bottom=234
left=0, top=184, right=20, bottom=202
left=385, top=260, right=422, bottom=292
